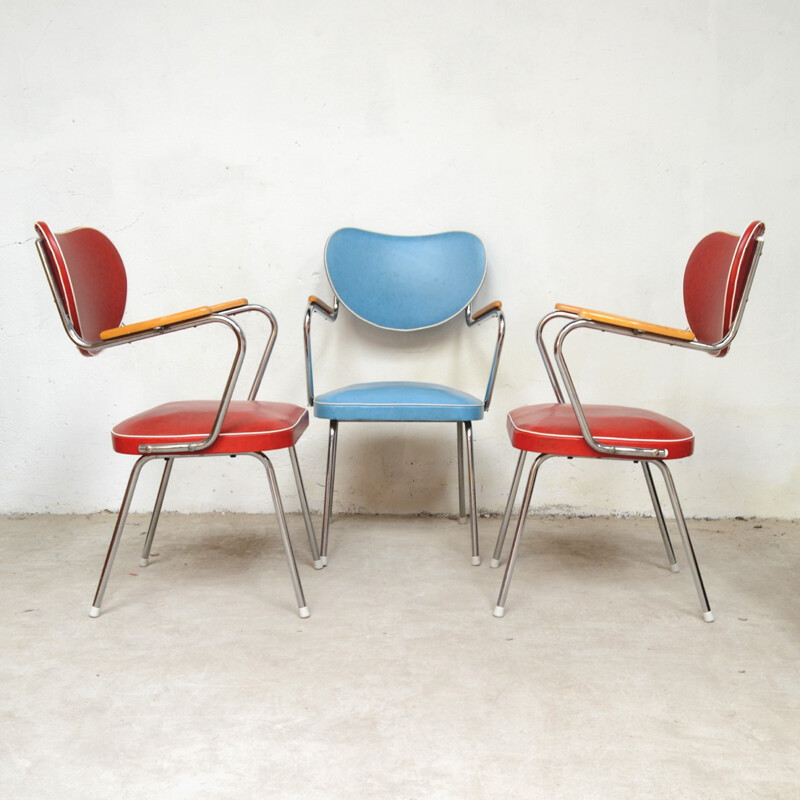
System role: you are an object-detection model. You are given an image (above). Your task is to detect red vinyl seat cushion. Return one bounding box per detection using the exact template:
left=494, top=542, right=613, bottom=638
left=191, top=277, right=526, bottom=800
left=507, top=403, right=694, bottom=460
left=112, top=401, right=309, bottom=455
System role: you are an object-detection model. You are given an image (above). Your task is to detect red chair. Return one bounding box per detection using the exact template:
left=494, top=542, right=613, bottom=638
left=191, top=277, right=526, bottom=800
left=34, top=222, right=321, bottom=618
left=491, top=221, right=765, bottom=622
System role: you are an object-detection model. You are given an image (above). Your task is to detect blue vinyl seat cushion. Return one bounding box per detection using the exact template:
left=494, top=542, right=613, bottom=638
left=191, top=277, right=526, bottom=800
left=314, top=381, right=484, bottom=422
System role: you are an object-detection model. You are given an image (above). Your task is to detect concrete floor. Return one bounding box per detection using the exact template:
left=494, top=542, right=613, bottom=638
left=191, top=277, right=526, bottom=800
left=1, top=512, right=798, bottom=799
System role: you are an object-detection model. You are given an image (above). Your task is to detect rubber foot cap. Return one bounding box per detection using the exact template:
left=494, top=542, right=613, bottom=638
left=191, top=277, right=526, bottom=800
left=490, top=558, right=500, bottom=569
left=313, top=559, right=324, bottom=570
left=298, top=606, right=310, bottom=619
left=472, top=556, right=481, bottom=566
left=670, top=563, right=680, bottom=573
left=493, top=605, right=506, bottom=618
left=458, top=516, right=467, bottom=525
left=320, top=556, right=328, bottom=567
left=89, top=606, right=101, bottom=618
left=139, top=558, right=149, bottom=568
left=703, top=610, right=715, bottom=623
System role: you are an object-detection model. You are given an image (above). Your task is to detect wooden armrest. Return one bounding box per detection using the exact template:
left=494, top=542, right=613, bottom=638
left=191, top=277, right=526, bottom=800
left=309, top=295, right=335, bottom=316
left=555, top=303, right=695, bottom=341
left=100, top=306, right=213, bottom=340
left=470, top=300, right=503, bottom=321
left=210, top=298, right=248, bottom=313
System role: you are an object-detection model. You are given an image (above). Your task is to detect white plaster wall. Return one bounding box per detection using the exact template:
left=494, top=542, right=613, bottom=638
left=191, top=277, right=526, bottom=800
left=1, top=0, right=798, bottom=517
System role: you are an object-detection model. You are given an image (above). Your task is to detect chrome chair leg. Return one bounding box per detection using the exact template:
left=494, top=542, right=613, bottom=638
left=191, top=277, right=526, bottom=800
left=464, top=421, right=480, bottom=565
left=457, top=422, right=467, bottom=524
left=252, top=453, right=309, bottom=618
left=641, top=461, right=679, bottom=572
left=651, top=461, right=714, bottom=622
left=139, top=457, right=174, bottom=567
left=494, top=453, right=553, bottom=617
left=320, top=420, right=338, bottom=566
left=288, top=446, right=323, bottom=570
left=90, top=454, right=156, bottom=618
left=491, top=450, right=527, bottom=568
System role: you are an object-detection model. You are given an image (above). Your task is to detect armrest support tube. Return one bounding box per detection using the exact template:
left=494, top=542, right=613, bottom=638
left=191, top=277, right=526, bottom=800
left=216, top=303, right=278, bottom=401
left=536, top=309, right=581, bottom=404
left=304, top=295, right=339, bottom=406
left=465, top=302, right=505, bottom=411
left=484, top=310, right=505, bottom=411
left=138, top=314, right=247, bottom=455
left=554, top=319, right=667, bottom=459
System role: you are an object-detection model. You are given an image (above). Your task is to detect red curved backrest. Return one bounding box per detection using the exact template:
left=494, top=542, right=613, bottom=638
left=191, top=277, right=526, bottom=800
left=35, top=222, right=127, bottom=357
left=683, top=220, right=765, bottom=357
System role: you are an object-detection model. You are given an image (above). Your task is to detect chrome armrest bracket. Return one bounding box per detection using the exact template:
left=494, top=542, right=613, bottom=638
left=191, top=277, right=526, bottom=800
left=49, top=310, right=250, bottom=456
left=136, top=313, right=247, bottom=455
left=216, top=303, right=278, bottom=401
left=465, top=301, right=505, bottom=411
left=304, top=295, right=339, bottom=406
left=552, top=317, right=670, bottom=459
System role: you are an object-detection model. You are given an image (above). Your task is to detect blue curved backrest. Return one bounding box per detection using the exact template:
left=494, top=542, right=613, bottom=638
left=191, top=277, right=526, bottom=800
left=324, top=228, right=487, bottom=330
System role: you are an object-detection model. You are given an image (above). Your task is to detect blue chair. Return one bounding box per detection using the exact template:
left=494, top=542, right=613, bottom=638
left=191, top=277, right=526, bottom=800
left=304, top=228, right=505, bottom=566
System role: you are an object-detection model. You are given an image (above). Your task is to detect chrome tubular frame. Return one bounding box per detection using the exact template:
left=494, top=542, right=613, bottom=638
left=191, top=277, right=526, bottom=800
left=492, top=456, right=681, bottom=574
left=139, top=457, right=174, bottom=567
left=288, top=445, right=323, bottom=569
left=649, top=460, right=713, bottom=621
left=37, top=237, right=250, bottom=360
left=139, top=312, right=246, bottom=455
left=464, top=302, right=506, bottom=411
left=218, top=303, right=278, bottom=401
left=303, top=295, right=339, bottom=407
left=464, top=421, right=481, bottom=565
left=38, top=239, right=295, bottom=457
left=90, top=451, right=314, bottom=619
left=491, top=454, right=712, bottom=621
left=535, top=227, right=763, bottom=443
left=307, top=293, right=501, bottom=564
left=492, top=453, right=555, bottom=617
left=540, top=300, right=769, bottom=460
left=490, top=233, right=764, bottom=620
left=248, top=452, right=309, bottom=618
left=38, top=236, right=254, bottom=456
left=138, top=446, right=322, bottom=573
left=320, top=419, right=481, bottom=566
left=456, top=422, right=466, bottom=523
left=90, top=454, right=157, bottom=617
left=641, top=460, right=679, bottom=572
left=319, top=420, right=339, bottom=566
left=490, top=450, right=527, bottom=568
left=553, top=318, right=668, bottom=459
left=536, top=310, right=575, bottom=403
